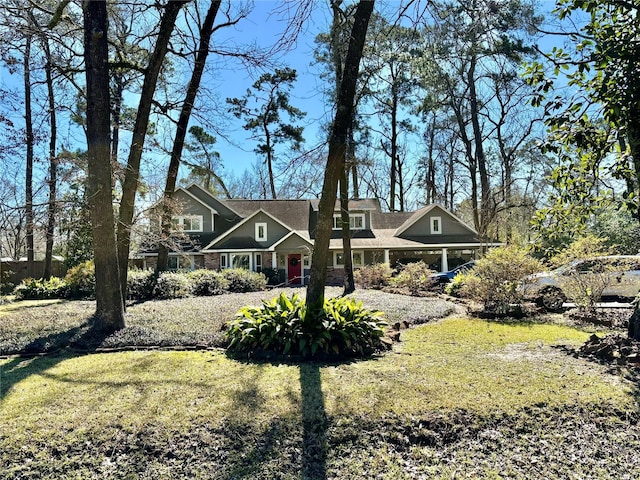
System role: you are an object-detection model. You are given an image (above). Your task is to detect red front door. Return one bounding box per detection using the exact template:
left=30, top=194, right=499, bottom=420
left=287, top=254, right=302, bottom=284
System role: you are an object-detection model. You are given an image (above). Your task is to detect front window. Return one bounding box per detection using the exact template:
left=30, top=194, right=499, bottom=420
left=167, top=255, right=193, bottom=271
left=333, top=213, right=365, bottom=230
left=220, top=253, right=228, bottom=269
left=255, top=222, right=267, bottom=241
left=255, top=253, right=262, bottom=271
left=172, top=215, right=203, bottom=232
left=231, top=253, right=250, bottom=270
left=334, top=251, right=364, bottom=268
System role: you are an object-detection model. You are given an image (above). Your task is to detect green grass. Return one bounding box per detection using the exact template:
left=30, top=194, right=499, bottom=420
left=2, top=316, right=638, bottom=479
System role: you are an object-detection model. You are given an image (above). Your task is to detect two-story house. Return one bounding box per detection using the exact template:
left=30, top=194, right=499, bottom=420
left=137, top=184, right=497, bottom=284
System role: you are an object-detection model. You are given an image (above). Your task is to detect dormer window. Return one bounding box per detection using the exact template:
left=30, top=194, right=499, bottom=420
left=172, top=215, right=203, bottom=232
left=255, top=222, right=267, bottom=241
left=332, top=213, right=365, bottom=230
left=431, top=216, right=442, bottom=235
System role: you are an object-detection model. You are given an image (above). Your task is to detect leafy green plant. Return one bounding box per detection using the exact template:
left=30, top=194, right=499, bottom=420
left=64, top=260, right=95, bottom=299
left=354, top=263, right=392, bottom=289
left=226, top=293, right=388, bottom=358
left=549, top=234, right=612, bottom=268
left=153, top=272, right=192, bottom=299
left=188, top=269, right=229, bottom=296
left=126, top=269, right=157, bottom=301
left=459, top=246, right=543, bottom=313
left=13, top=277, right=70, bottom=300
left=445, top=271, right=474, bottom=297
left=390, top=261, right=436, bottom=294
left=222, top=268, right=267, bottom=293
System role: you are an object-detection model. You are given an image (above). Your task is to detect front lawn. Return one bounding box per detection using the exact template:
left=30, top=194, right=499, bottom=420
left=0, top=287, right=457, bottom=356
left=2, top=303, right=639, bottom=479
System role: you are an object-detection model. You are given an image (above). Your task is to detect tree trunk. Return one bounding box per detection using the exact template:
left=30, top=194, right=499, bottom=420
left=340, top=165, right=355, bottom=295
left=83, top=0, right=125, bottom=332
left=306, top=0, right=374, bottom=315
left=156, top=0, right=221, bottom=273
left=43, top=38, right=57, bottom=280
left=24, top=34, right=35, bottom=278
left=116, top=1, right=188, bottom=301
left=468, top=54, right=491, bottom=241
left=629, top=301, right=640, bottom=340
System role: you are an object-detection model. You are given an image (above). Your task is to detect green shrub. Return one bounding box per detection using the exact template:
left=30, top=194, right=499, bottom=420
left=445, top=271, right=473, bottom=297
left=222, top=268, right=267, bottom=293
left=226, top=293, right=388, bottom=358
left=188, top=269, right=228, bottom=296
left=127, top=269, right=157, bottom=301
left=13, top=277, right=69, bottom=300
left=64, top=260, right=95, bottom=299
left=390, top=261, right=436, bottom=294
left=153, top=272, right=192, bottom=299
left=460, top=246, right=544, bottom=313
left=1, top=268, right=14, bottom=295
left=261, top=267, right=285, bottom=285
left=354, top=263, right=392, bottom=289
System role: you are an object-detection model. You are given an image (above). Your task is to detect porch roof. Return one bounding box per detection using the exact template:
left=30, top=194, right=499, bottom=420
left=328, top=229, right=497, bottom=250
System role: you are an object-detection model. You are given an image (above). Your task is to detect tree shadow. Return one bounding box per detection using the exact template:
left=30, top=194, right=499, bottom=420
left=0, top=320, right=111, bottom=402
left=300, top=362, right=328, bottom=480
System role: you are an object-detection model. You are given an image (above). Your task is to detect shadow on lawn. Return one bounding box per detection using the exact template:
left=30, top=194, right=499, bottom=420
left=300, top=362, right=328, bottom=480
left=0, top=320, right=110, bottom=402
left=222, top=357, right=331, bottom=480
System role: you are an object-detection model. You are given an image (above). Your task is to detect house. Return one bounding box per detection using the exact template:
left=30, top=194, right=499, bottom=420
left=137, top=184, right=499, bottom=285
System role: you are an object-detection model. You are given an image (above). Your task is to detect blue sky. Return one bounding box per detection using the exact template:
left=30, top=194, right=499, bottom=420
left=204, top=1, right=333, bottom=180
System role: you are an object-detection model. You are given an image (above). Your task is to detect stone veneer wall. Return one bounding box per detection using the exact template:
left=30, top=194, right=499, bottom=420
left=204, top=253, right=220, bottom=270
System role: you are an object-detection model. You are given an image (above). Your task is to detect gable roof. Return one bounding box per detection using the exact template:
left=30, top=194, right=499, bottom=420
left=166, top=187, right=219, bottom=215
left=394, top=204, right=477, bottom=237
left=202, top=207, right=302, bottom=250
left=221, top=199, right=310, bottom=231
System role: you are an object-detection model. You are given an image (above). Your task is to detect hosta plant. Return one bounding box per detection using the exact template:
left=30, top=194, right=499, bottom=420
left=226, top=293, right=388, bottom=358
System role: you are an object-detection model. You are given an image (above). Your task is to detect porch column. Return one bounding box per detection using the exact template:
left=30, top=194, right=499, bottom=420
left=441, top=248, right=448, bottom=273
left=384, top=249, right=390, bottom=265
left=271, top=252, right=277, bottom=270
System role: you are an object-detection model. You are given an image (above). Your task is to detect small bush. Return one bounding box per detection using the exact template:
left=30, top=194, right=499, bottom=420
left=222, top=268, right=267, bottom=293
left=13, top=277, right=69, bottom=300
left=188, top=269, right=228, bottom=296
left=127, top=269, right=157, bottom=301
left=261, top=267, right=285, bottom=285
left=445, top=271, right=474, bottom=297
left=64, top=260, right=95, bottom=299
left=390, top=261, right=436, bottom=294
left=354, top=263, right=392, bottom=289
left=153, top=272, right=192, bottom=299
left=227, top=293, right=388, bottom=358
left=460, top=246, right=544, bottom=313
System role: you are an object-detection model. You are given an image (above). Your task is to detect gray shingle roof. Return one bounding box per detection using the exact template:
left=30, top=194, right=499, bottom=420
left=220, top=199, right=311, bottom=231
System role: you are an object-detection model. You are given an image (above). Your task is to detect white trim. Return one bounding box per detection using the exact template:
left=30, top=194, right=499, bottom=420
left=332, top=213, right=365, bottom=230
left=229, top=252, right=252, bottom=270
left=255, top=222, right=268, bottom=241
left=183, top=183, right=243, bottom=217
left=269, top=231, right=313, bottom=251
left=333, top=250, right=365, bottom=268
left=175, top=187, right=218, bottom=215
left=220, top=253, right=228, bottom=269
left=430, top=216, right=442, bottom=235
left=173, top=214, right=204, bottom=232
left=202, top=208, right=299, bottom=250
left=394, top=204, right=478, bottom=237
